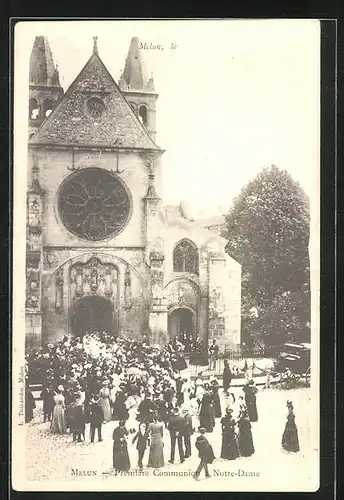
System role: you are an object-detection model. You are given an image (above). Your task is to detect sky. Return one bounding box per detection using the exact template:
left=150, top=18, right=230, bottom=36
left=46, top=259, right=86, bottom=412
left=15, top=20, right=320, bottom=219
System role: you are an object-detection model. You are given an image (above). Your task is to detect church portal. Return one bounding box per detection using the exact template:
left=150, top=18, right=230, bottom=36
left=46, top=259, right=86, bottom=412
left=71, top=296, right=114, bottom=337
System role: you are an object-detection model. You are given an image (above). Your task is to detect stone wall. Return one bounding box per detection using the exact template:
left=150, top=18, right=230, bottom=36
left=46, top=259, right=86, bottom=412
left=224, top=257, right=242, bottom=348
left=27, top=148, right=151, bottom=248
left=25, top=313, right=42, bottom=349
left=148, top=251, right=168, bottom=345
left=208, top=252, right=241, bottom=352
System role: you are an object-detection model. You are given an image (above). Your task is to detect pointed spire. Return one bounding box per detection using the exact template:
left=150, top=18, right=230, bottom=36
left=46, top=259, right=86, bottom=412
left=93, top=36, right=99, bottom=55
left=28, top=157, right=44, bottom=194
left=145, top=73, right=155, bottom=92
left=144, top=158, right=159, bottom=199
left=29, top=36, right=58, bottom=86
left=122, top=37, right=148, bottom=91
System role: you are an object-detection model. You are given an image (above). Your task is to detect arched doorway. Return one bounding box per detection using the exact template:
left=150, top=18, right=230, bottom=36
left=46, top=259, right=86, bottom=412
left=168, top=307, right=194, bottom=339
left=71, top=295, right=114, bottom=337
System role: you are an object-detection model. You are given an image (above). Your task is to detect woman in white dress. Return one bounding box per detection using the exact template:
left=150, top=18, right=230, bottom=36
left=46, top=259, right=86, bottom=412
left=99, top=380, right=112, bottom=423
left=195, top=375, right=205, bottom=401
left=181, top=378, right=192, bottom=408
left=51, top=385, right=67, bottom=434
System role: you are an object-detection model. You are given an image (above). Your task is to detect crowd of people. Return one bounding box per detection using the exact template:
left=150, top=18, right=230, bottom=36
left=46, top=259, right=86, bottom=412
left=25, top=331, right=300, bottom=479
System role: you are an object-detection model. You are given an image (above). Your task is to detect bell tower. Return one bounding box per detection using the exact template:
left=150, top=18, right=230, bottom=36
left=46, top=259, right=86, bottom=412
left=119, top=36, right=158, bottom=143
left=28, top=36, right=64, bottom=139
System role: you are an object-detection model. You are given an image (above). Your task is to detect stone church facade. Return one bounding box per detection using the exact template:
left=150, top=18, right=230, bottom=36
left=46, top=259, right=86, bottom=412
left=25, top=35, right=241, bottom=352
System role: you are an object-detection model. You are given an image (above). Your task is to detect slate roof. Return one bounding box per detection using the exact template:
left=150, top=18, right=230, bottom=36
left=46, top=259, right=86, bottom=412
left=195, top=215, right=226, bottom=228
left=29, top=36, right=57, bottom=87
left=29, top=46, right=161, bottom=151
left=122, top=37, right=148, bottom=91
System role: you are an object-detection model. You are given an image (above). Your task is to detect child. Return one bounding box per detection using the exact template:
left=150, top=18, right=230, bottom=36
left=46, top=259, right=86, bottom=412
left=132, top=422, right=150, bottom=469
left=193, top=427, right=215, bottom=480
left=264, top=368, right=272, bottom=389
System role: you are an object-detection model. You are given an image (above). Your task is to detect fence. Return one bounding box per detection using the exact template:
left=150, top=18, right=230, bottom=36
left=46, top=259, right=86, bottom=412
left=184, top=344, right=277, bottom=378
left=223, top=344, right=278, bottom=361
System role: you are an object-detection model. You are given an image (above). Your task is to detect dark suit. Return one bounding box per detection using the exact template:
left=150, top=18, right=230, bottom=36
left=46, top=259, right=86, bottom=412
left=181, top=414, right=193, bottom=458
left=168, top=415, right=185, bottom=463
left=89, top=401, right=103, bottom=442
left=132, top=430, right=149, bottom=469
left=137, top=399, right=156, bottom=423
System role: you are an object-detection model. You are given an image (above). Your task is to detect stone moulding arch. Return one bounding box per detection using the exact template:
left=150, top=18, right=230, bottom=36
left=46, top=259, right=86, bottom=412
left=168, top=303, right=196, bottom=315
left=164, top=276, right=202, bottom=295
left=172, top=237, right=198, bottom=252
left=164, top=277, right=202, bottom=320
left=46, top=251, right=144, bottom=283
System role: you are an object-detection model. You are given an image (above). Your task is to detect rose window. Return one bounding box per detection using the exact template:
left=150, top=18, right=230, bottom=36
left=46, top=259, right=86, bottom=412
left=86, top=97, right=105, bottom=118
left=58, top=167, right=131, bottom=241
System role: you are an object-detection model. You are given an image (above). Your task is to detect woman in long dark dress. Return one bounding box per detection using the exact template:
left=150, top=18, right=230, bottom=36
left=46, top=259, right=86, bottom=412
left=112, top=389, right=129, bottom=421
left=25, top=386, right=36, bottom=423
left=237, top=409, right=255, bottom=457
left=199, top=385, right=215, bottom=432
left=220, top=408, right=239, bottom=460
left=210, top=379, right=222, bottom=418
left=113, top=420, right=131, bottom=471
left=222, top=360, right=232, bottom=395
left=242, top=380, right=258, bottom=422
left=172, top=353, right=188, bottom=372
left=282, top=400, right=300, bottom=452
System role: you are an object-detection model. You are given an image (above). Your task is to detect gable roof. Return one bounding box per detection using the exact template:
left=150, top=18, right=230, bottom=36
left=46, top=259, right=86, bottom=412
left=29, top=49, right=161, bottom=151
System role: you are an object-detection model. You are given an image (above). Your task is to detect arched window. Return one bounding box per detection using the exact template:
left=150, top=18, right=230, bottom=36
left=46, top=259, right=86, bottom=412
left=43, top=98, right=54, bottom=118
left=138, top=104, right=148, bottom=126
left=29, top=98, right=39, bottom=120
left=173, top=239, right=199, bottom=274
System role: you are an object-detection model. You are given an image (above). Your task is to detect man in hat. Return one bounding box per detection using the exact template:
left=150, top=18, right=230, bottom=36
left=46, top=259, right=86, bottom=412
left=69, top=391, right=86, bottom=442
left=89, top=394, right=104, bottom=443
left=137, top=393, right=156, bottom=424
left=168, top=407, right=185, bottom=464
left=209, top=339, right=219, bottom=371
left=181, top=406, right=193, bottom=459
left=154, top=392, right=169, bottom=428
left=40, top=384, right=55, bottom=423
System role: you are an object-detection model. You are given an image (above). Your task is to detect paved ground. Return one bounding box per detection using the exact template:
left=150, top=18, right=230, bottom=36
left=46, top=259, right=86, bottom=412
left=24, top=386, right=318, bottom=492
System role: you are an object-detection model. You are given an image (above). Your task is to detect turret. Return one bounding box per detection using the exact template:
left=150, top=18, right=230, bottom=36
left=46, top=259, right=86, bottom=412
left=119, top=37, right=158, bottom=143
left=28, top=36, right=64, bottom=138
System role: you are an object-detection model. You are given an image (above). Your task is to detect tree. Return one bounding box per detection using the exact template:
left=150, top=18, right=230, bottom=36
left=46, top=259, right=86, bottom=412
left=223, top=165, right=310, bottom=346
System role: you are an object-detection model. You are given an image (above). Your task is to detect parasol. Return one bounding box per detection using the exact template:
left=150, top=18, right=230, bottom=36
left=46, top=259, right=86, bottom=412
left=127, top=367, right=144, bottom=376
